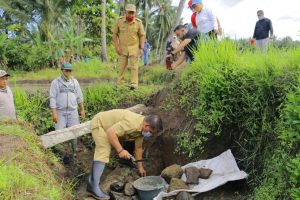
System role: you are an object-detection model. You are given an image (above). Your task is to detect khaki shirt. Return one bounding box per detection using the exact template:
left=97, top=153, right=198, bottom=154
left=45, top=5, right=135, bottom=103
left=91, top=109, right=145, bottom=147
left=113, top=16, right=145, bottom=56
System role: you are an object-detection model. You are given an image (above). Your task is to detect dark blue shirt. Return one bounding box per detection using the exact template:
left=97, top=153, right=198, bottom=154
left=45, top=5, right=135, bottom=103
left=183, top=28, right=200, bottom=61
left=253, top=18, right=273, bottom=40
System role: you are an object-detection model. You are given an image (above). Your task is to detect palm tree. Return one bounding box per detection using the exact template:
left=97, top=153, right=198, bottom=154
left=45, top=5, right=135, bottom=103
left=135, top=0, right=155, bottom=35
left=101, top=0, right=108, bottom=62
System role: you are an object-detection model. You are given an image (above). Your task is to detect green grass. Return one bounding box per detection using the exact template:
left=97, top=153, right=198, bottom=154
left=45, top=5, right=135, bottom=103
left=10, top=58, right=119, bottom=81
left=0, top=122, right=73, bottom=199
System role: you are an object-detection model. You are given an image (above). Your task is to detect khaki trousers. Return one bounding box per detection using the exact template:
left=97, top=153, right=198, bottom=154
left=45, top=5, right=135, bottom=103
left=117, top=54, right=139, bottom=88
left=91, top=126, right=111, bottom=163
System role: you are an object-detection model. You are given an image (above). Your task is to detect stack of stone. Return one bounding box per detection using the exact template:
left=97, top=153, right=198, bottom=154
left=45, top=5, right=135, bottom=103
left=160, top=164, right=213, bottom=200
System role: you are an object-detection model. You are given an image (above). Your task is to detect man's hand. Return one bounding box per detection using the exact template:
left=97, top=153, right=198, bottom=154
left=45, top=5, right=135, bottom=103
left=80, top=110, right=85, bottom=119
left=118, top=149, right=131, bottom=160
left=138, top=166, right=146, bottom=177
left=52, top=113, right=58, bottom=123
left=171, top=63, right=176, bottom=70
left=214, top=29, right=219, bottom=35
left=140, top=49, right=143, bottom=57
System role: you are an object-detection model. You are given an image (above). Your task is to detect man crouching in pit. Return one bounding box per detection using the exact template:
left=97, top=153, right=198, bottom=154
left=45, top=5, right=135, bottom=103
left=86, top=109, right=163, bottom=199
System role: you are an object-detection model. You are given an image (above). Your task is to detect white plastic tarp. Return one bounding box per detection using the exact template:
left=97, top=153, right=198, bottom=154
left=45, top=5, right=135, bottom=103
left=154, top=149, right=248, bottom=200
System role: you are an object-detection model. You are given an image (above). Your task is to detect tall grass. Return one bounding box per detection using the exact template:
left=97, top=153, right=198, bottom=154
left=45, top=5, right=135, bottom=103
left=175, top=39, right=300, bottom=198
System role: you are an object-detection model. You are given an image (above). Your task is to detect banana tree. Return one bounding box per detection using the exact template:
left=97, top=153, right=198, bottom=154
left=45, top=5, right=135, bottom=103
left=0, top=34, right=9, bottom=69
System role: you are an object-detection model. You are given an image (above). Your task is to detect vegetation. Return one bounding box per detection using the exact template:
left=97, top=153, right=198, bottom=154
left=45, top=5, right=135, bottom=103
left=1, top=0, right=300, bottom=199
left=169, top=40, right=300, bottom=199
left=0, top=121, right=73, bottom=199
left=13, top=83, right=160, bottom=134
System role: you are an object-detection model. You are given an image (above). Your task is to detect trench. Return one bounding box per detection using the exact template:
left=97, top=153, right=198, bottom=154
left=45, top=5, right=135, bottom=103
left=54, top=90, right=249, bottom=200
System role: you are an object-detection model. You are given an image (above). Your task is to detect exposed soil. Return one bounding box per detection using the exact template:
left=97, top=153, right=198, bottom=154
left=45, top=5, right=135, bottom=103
left=1, top=85, right=249, bottom=199
left=68, top=88, right=249, bottom=199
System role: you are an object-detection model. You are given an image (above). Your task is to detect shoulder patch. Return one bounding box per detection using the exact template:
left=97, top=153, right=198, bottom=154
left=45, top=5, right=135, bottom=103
left=118, top=16, right=125, bottom=20
left=135, top=18, right=142, bottom=22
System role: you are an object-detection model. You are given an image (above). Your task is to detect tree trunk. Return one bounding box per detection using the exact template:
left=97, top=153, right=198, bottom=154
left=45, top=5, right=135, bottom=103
left=40, top=104, right=149, bottom=148
left=144, top=3, right=149, bottom=35
left=101, top=0, right=108, bottom=62
left=160, top=0, right=186, bottom=63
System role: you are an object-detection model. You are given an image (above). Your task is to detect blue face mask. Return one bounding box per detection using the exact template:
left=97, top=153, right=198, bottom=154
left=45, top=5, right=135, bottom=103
left=142, top=131, right=153, bottom=137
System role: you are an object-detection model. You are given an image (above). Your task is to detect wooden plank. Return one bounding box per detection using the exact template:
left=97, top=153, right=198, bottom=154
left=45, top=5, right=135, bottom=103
left=40, top=104, right=148, bottom=148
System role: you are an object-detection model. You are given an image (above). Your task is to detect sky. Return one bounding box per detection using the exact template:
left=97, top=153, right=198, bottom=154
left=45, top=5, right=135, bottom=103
left=172, top=0, right=300, bottom=40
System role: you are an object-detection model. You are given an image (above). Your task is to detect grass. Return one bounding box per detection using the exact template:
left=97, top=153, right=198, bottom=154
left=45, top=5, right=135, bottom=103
left=0, top=121, right=73, bottom=199
left=10, top=58, right=119, bottom=81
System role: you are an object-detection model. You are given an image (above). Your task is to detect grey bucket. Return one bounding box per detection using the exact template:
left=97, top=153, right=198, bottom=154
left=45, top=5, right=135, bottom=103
left=133, top=176, right=165, bottom=200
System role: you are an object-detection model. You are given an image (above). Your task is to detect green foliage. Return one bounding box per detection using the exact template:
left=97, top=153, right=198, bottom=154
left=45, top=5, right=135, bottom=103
left=177, top=40, right=300, bottom=183
left=83, top=84, right=157, bottom=119
left=13, top=83, right=157, bottom=134
left=13, top=88, right=53, bottom=134
left=0, top=122, right=73, bottom=199
left=11, top=58, right=118, bottom=81
left=139, top=65, right=175, bottom=85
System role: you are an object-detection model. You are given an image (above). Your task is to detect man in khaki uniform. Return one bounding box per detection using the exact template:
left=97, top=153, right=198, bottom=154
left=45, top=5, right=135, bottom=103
left=86, top=109, right=163, bottom=199
left=113, top=4, right=145, bottom=90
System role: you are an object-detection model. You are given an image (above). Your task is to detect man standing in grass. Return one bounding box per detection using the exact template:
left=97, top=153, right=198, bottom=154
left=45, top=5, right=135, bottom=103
left=0, top=70, right=16, bottom=120
left=49, top=63, right=85, bottom=160
left=253, top=10, right=274, bottom=53
left=143, top=38, right=151, bottom=66
left=113, top=4, right=145, bottom=90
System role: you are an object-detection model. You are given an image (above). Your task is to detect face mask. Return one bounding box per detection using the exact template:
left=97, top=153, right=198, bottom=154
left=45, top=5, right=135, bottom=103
left=258, top=16, right=264, bottom=20
left=61, top=71, right=71, bottom=81
left=190, top=8, right=196, bottom=13
left=142, top=131, right=152, bottom=137
left=126, top=16, right=135, bottom=22
left=193, top=4, right=203, bottom=12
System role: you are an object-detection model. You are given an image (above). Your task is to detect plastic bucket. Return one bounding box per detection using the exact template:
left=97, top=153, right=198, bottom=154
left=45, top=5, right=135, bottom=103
left=133, top=176, right=165, bottom=200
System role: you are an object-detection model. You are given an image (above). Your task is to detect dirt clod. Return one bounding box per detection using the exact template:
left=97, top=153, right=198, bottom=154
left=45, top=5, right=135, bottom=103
left=110, top=181, right=125, bottom=192
left=124, top=182, right=135, bottom=196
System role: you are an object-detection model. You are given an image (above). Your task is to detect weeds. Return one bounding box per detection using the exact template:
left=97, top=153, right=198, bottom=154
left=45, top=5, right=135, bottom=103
left=176, top=40, right=300, bottom=198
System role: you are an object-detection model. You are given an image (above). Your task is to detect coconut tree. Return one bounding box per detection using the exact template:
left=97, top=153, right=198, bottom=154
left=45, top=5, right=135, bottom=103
left=101, top=0, right=108, bottom=62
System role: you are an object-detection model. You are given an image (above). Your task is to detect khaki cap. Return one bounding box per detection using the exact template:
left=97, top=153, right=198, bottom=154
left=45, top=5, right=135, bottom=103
left=0, top=70, right=10, bottom=78
left=125, top=4, right=136, bottom=12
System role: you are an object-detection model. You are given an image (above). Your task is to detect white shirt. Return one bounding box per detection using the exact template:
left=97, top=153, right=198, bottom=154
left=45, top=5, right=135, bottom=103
left=195, top=6, right=218, bottom=34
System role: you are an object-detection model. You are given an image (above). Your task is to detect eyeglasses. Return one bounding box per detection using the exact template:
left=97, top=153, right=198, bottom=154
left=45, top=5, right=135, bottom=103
left=64, top=69, right=72, bottom=72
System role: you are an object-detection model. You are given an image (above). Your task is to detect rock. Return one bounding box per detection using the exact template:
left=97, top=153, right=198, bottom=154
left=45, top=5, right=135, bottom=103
left=124, top=182, right=136, bottom=196
left=109, top=191, right=131, bottom=200
left=175, top=191, right=195, bottom=200
left=185, top=167, right=200, bottom=184
left=131, top=195, right=139, bottom=200
left=101, top=166, right=132, bottom=193
left=161, top=164, right=183, bottom=183
left=110, top=181, right=125, bottom=192
left=168, top=178, right=189, bottom=192
left=199, top=168, right=213, bottom=179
